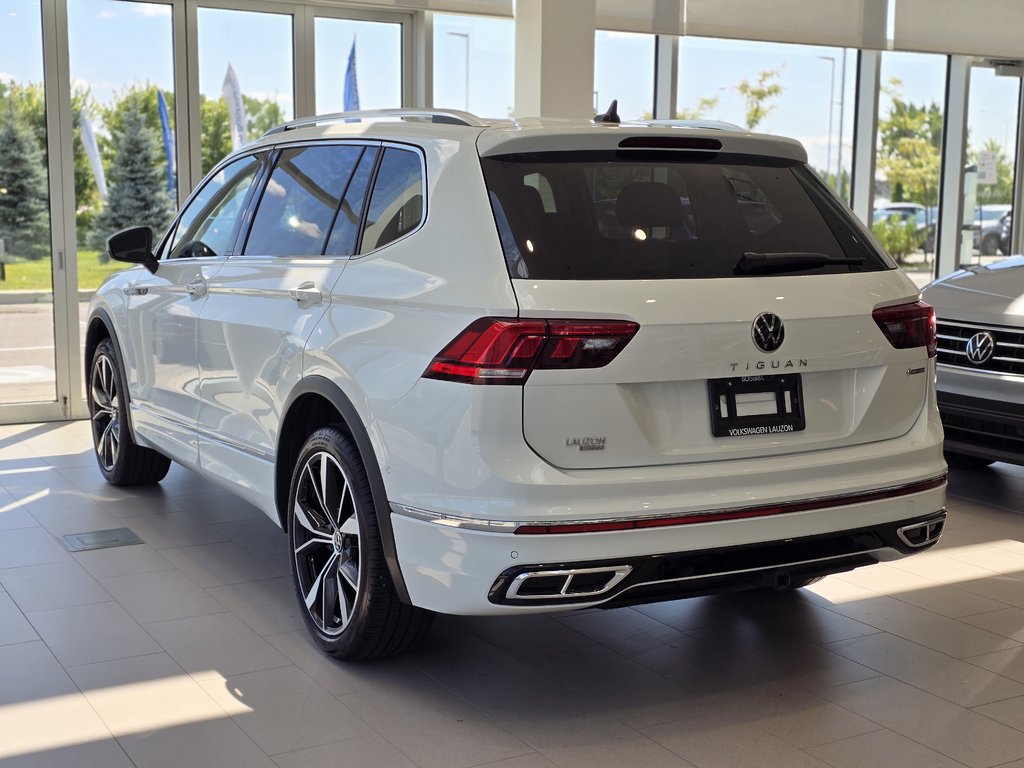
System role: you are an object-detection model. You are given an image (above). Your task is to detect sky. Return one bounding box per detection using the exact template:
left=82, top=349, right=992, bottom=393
left=1, top=0, right=1019, bottom=185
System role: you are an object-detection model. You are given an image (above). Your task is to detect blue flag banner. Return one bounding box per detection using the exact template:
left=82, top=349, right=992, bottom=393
left=157, top=90, right=175, bottom=194
left=344, top=38, right=360, bottom=112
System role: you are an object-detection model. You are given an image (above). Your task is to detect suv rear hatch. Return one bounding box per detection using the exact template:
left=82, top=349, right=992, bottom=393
left=477, top=139, right=934, bottom=470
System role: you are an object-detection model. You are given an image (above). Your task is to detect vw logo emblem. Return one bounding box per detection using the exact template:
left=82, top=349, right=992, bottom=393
left=752, top=312, right=785, bottom=353
left=965, top=331, right=995, bottom=365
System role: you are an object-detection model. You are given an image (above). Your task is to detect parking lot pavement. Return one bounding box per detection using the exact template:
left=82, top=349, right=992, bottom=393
left=0, top=302, right=90, bottom=405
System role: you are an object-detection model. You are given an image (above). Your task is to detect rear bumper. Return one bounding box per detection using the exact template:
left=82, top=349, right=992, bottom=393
left=489, top=510, right=945, bottom=609
left=390, top=478, right=947, bottom=615
left=937, top=389, right=1024, bottom=465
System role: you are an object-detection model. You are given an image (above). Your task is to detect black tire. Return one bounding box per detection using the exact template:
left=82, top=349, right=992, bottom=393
left=945, top=451, right=995, bottom=469
left=288, top=426, right=434, bottom=660
left=981, top=234, right=999, bottom=256
left=88, top=338, right=171, bottom=486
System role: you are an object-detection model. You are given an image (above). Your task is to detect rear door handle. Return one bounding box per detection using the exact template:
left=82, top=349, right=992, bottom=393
left=289, top=281, right=322, bottom=305
left=185, top=278, right=207, bottom=298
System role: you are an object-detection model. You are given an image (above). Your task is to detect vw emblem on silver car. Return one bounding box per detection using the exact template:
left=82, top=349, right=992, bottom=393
left=965, top=331, right=996, bottom=365
left=751, top=312, right=785, bottom=353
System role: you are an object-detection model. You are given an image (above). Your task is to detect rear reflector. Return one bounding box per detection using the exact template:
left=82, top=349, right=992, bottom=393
left=514, top=475, right=947, bottom=534
left=872, top=301, right=936, bottom=358
left=424, top=317, right=639, bottom=385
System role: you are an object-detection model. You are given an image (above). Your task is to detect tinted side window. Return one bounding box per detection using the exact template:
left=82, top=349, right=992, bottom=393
left=359, top=148, right=424, bottom=254
left=325, top=147, right=378, bottom=256
left=168, top=155, right=261, bottom=259
left=244, top=145, right=364, bottom=257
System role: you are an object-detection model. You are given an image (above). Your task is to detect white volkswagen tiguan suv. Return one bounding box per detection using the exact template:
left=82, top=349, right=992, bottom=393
left=87, top=110, right=947, bottom=659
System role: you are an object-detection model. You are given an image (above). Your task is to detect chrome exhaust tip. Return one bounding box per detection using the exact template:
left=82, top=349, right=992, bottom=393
left=897, top=516, right=945, bottom=549
left=506, top=565, right=632, bottom=601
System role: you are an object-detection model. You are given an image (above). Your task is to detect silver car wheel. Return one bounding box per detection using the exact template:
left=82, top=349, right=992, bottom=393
left=90, top=352, right=121, bottom=472
left=292, top=451, right=361, bottom=637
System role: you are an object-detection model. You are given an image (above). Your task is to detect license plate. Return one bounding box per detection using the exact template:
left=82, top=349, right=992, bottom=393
left=708, top=374, right=805, bottom=438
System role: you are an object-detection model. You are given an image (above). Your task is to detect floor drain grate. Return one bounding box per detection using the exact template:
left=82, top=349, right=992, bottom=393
left=60, top=528, right=144, bottom=552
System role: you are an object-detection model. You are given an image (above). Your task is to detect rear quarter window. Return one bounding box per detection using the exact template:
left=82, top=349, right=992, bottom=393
left=358, top=147, right=424, bottom=254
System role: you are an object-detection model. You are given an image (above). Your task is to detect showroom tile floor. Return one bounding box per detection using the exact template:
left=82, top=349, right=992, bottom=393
left=1, top=421, right=1024, bottom=768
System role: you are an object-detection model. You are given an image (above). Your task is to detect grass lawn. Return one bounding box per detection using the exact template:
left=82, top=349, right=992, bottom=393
left=0, top=249, right=129, bottom=292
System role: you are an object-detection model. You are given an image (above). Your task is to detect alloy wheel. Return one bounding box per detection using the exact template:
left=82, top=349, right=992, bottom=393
left=90, top=353, right=121, bottom=472
left=292, top=451, right=361, bottom=636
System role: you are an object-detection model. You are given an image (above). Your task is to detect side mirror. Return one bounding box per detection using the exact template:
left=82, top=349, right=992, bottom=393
left=107, top=227, right=158, bottom=274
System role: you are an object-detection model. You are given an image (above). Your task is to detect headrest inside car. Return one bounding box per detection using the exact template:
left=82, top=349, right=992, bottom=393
left=616, top=181, right=685, bottom=227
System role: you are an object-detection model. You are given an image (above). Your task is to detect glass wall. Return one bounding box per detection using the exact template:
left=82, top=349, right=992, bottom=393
left=315, top=17, right=403, bottom=113
left=594, top=31, right=655, bottom=121
left=0, top=0, right=57, bottom=405
left=966, top=66, right=1020, bottom=260
left=433, top=13, right=514, bottom=118
left=68, top=0, right=176, bottom=297
left=873, top=51, right=947, bottom=276
left=677, top=37, right=856, bottom=203
left=197, top=7, right=294, bottom=174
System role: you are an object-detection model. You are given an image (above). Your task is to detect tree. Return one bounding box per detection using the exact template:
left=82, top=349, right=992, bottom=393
left=89, top=107, right=174, bottom=253
left=0, top=105, right=52, bottom=260
left=0, top=80, right=95, bottom=243
left=243, top=94, right=285, bottom=138
left=200, top=94, right=286, bottom=174
left=675, top=95, right=720, bottom=121
left=735, top=69, right=783, bottom=130
left=200, top=96, right=232, bottom=176
left=876, top=80, right=941, bottom=209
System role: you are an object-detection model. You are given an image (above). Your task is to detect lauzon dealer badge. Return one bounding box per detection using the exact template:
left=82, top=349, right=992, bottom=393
left=567, top=436, right=606, bottom=452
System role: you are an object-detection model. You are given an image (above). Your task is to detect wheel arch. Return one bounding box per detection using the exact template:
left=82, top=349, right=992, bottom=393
left=85, top=308, right=137, bottom=435
left=276, top=376, right=411, bottom=604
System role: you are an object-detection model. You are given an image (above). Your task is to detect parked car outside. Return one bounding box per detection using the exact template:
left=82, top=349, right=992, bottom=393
left=999, top=211, right=1013, bottom=256
left=873, top=203, right=935, bottom=252
left=973, top=205, right=1011, bottom=255
left=86, top=110, right=948, bottom=659
left=922, top=258, right=1024, bottom=467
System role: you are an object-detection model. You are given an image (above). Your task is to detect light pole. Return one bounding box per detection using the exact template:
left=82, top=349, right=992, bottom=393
left=819, top=56, right=836, bottom=188
left=447, top=32, right=470, bottom=111
left=836, top=51, right=847, bottom=199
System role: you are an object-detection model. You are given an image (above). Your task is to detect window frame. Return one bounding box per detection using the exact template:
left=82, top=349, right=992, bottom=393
left=352, top=140, right=428, bottom=257
left=156, top=149, right=271, bottom=262
left=233, top=138, right=381, bottom=260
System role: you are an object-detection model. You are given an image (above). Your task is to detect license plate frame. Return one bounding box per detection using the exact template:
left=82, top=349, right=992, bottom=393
left=708, top=374, right=805, bottom=438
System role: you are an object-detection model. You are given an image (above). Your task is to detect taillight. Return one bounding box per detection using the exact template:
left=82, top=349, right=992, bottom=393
left=424, top=317, right=639, bottom=385
left=872, top=301, right=936, bottom=358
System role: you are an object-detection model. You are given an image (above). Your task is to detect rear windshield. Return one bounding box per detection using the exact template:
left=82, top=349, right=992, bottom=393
left=481, top=151, right=892, bottom=280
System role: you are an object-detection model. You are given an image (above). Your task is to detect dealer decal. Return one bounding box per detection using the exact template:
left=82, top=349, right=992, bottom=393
left=566, top=436, right=607, bottom=452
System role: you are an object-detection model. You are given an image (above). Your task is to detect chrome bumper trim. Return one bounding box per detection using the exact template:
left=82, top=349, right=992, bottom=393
left=390, top=474, right=946, bottom=535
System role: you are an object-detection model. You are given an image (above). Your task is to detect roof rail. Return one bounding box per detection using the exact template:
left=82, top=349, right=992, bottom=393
left=264, top=109, right=488, bottom=136
left=643, top=119, right=744, bottom=132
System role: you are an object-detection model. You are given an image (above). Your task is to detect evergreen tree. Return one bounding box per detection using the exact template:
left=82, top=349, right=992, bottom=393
left=89, top=106, right=174, bottom=253
left=0, top=105, right=51, bottom=260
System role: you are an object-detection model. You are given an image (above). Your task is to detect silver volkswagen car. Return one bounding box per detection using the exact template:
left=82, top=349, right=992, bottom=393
left=922, top=257, right=1024, bottom=467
